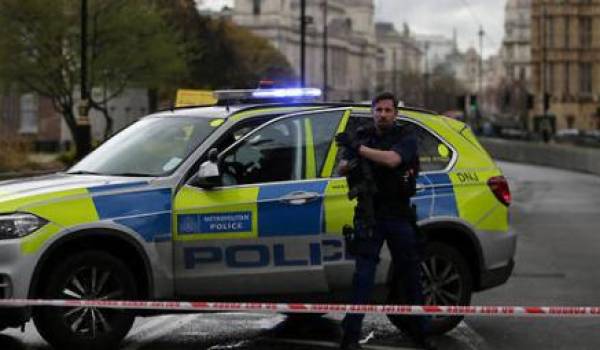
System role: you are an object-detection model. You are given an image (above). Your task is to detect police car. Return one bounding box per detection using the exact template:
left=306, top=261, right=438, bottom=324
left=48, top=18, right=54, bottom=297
left=0, top=88, right=516, bottom=349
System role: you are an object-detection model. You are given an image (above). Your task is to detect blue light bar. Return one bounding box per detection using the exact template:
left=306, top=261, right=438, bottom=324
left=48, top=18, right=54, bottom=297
left=251, top=88, right=322, bottom=99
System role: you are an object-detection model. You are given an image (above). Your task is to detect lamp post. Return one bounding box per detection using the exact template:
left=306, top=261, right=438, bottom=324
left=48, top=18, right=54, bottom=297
left=300, top=0, right=306, bottom=87
left=322, top=0, right=328, bottom=100
left=423, top=41, right=429, bottom=108
left=77, top=0, right=91, bottom=158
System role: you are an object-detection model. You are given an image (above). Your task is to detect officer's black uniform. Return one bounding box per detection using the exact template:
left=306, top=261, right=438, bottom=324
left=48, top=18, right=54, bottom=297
left=340, top=123, right=432, bottom=349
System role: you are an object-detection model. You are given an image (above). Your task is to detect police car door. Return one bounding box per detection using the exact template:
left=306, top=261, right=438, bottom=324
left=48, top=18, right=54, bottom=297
left=173, top=108, right=351, bottom=297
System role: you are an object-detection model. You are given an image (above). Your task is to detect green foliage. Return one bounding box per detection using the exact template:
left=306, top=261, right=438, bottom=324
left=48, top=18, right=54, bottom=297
left=194, top=18, right=296, bottom=88
left=153, top=0, right=296, bottom=89
left=0, top=0, right=186, bottom=157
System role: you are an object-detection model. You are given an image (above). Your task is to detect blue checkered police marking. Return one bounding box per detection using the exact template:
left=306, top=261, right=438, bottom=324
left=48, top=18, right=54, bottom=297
left=412, top=173, right=458, bottom=220
left=89, top=187, right=172, bottom=242
left=258, top=181, right=328, bottom=237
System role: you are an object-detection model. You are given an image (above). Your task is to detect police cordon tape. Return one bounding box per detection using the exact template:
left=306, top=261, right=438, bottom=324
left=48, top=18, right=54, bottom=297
left=1, top=299, right=600, bottom=318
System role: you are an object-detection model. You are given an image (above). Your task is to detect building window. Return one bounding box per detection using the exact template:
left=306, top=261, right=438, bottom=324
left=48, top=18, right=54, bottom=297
left=546, top=63, right=554, bottom=94
left=564, top=17, right=570, bottom=48
left=546, top=16, right=554, bottom=48
left=19, top=93, right=38, bottom=134
left=253, top=0, right=261, bottom=15
left=579, top=17, right=592, bottom=49
left=580, top=62, right=592, bottom=94
left=564, top=62, right=570, bottom=95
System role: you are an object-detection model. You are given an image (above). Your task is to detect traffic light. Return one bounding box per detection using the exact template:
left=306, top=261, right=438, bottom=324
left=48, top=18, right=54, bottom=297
left=470, top=95, right=478, bottom=108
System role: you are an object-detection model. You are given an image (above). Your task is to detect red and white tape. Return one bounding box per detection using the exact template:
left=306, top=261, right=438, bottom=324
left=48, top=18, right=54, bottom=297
left=1, top=299, right=600, bottom=318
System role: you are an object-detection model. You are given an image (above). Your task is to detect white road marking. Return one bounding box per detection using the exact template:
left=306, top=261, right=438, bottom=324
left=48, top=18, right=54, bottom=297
left=263, top=337, right=420, bottom=350
left=449, top=321, right=488, bottom=350
left=359, top=330, right=376, bottom=344
left=122, top=314, right=199, bottom=350
left=208, top=340, right=252, bottom=349
left=126, top=314, right=179, bottom=338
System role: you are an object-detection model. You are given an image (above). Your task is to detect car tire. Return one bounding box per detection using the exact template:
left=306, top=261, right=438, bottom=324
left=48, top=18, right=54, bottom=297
left=387, top=242, right=473, bottom=335
left=33, top=250, right=138, bottom=350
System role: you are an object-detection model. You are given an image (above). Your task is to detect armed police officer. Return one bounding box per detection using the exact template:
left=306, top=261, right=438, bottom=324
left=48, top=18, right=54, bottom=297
left=336, top=92, right=435, bottom=350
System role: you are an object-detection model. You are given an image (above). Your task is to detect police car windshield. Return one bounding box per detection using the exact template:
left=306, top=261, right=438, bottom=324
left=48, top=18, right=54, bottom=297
left=68, top=117, right=221, bottom=177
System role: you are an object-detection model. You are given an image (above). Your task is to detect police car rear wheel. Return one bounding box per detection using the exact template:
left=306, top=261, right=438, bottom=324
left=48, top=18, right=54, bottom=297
left=387, top=242, right=473, bottom=335
left=33, top=250, right=138, bottom=350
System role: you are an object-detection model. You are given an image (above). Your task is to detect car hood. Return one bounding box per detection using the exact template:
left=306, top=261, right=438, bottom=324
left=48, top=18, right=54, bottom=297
left=0, top=173, right=150, bottom=213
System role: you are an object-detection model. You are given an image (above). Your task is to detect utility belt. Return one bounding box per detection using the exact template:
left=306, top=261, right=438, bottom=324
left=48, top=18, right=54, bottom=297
left=343, top=205, right=424, bottom=258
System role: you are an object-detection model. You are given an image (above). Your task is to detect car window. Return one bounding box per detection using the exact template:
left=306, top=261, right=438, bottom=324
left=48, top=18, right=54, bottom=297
left=221, top=118, right=302, bottom=185
left=332, top=115, right=453, bottom=174
left=220, top=109, right=347, bottom=186
left=69, top=117, right=221, bottom=176
left=412, top=124, right=453, bottom=172
left=307, top=111, right=345, bottom=177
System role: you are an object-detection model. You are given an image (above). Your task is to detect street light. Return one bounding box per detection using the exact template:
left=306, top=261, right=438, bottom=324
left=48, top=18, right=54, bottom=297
left=322, top=0, right=328, bottom=100
left=300, top=0, right=306, bottom=87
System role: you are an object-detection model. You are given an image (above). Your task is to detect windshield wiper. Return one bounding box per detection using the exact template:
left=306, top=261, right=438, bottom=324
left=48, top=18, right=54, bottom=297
left=66, top=170, right=104, bottom=175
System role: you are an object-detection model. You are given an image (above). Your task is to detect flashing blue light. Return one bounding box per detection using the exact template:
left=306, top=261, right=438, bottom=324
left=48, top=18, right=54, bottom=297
left=251, top=88, right=322, bottom=99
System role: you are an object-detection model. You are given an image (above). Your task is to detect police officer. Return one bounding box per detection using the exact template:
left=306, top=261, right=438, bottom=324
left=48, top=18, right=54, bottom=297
left=336, top=92, right=435, bottom=350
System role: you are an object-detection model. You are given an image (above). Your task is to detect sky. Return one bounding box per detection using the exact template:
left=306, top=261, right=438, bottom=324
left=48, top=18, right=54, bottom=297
left=198, top=0, right=506, bottom=58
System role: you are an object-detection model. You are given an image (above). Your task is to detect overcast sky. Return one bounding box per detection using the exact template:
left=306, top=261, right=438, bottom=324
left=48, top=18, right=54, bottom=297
left=199, top=0, right=506, bottom=58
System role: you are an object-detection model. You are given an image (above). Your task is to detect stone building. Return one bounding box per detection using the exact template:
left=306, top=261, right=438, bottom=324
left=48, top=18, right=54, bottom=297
left=531, top=0, right=600, bottom=131
left=232, top=0, right=378, bottom=101
left=503, top=0, right=532, bottom=84
left=374, top=22, right=423, bottom=105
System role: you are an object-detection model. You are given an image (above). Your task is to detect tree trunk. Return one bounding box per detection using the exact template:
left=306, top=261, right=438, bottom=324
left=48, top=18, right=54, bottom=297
left=61, top=108, right=92, bottom=161
left=73, top=124, right=92, bottom=161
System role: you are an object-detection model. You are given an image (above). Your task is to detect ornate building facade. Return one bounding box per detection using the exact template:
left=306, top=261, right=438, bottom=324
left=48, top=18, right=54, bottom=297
left=374, top=22, right=423, bottom=105
left=531, top=0, right=600, bottom=131
left=232, top=0, right=377, bottom=101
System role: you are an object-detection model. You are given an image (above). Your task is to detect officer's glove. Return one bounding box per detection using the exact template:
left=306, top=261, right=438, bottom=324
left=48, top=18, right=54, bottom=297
left=335, top=132, right=362, bottom=153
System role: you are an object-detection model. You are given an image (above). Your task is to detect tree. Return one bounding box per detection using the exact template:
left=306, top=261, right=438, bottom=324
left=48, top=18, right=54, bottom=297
left=0, top=0, right=186, bottom=159
left=153, top=0, right=296, bottom=90
left=191, top=18, right=296, bottom=88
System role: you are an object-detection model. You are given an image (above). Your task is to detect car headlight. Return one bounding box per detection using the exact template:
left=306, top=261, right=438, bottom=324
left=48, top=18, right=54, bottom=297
left=0, top=213, right=48, bottom=240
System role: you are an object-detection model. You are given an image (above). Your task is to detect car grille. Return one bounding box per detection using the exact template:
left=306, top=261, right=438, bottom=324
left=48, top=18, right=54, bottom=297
left=0, top=275, right=11, bottom=299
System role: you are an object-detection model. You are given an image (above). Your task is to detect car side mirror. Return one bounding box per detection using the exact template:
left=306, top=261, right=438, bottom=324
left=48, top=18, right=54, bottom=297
left=191, top=148, right=221, bottom=189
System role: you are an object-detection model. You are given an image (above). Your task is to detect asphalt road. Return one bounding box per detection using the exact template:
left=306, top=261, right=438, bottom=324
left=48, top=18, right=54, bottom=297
left=2, top=160, right=600, bottom=350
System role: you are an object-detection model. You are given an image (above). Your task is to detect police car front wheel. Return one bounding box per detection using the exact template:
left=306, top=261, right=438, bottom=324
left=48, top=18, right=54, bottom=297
left=33, top=250, right=138, bottom=350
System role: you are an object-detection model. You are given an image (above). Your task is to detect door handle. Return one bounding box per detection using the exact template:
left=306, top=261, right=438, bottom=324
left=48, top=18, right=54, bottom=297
left=279, top=191, right=320, bottom=205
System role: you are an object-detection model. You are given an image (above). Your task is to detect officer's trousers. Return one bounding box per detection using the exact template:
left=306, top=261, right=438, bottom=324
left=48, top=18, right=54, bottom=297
left=341, top=217, right=431, bottom=343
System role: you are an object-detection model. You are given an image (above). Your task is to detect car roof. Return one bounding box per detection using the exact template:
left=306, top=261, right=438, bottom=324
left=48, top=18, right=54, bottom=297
left=148, top=102, right=439, bottom=120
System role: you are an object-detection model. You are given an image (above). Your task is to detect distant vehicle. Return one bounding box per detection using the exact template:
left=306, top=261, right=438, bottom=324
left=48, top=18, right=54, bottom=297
left=0, top=88, right=516, bottom=349
left=556, top=128, right=581, bottom=137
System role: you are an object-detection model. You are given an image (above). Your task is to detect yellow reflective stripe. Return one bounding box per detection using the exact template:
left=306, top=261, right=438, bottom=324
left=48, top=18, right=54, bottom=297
left=0, top=188, right=99, bottom=226
left=304, top=118, right=316, bottom=179
left=8, top=188, right=100, bottom=255
left=21, top=223, right=62, bottom=255
left=320, top=109, right=352, bottom=178
left=173, top=186, right=259, bottom=241
left=449, top=168, right=508, bottom=231
left=323, top=178, right=355, bottom=234
left=0, top=189, right=85, bottom=213
left=23, top=190, right=99, bottom=228
left=229, top=106, right=322, bottom=121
